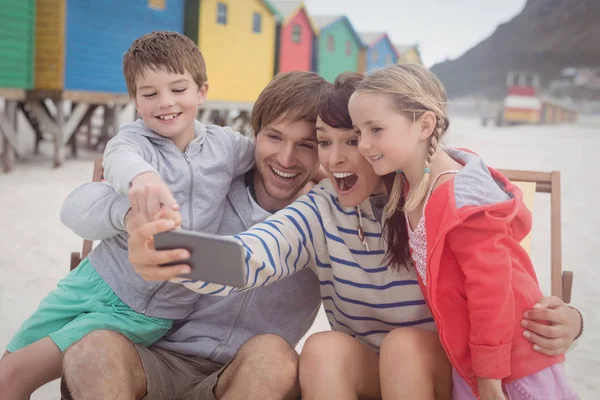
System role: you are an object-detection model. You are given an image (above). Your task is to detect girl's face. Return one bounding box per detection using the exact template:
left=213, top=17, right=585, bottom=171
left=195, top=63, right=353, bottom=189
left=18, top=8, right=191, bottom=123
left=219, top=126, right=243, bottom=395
left=316, top=117, right=386, bottom=207
left=349, top=92, right=428, bottom=176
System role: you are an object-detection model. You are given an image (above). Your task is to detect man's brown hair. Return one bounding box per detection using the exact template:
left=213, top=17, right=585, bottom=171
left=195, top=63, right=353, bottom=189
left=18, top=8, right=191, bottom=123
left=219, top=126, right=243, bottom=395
left=251, top=71, right=333, bottom=135
left=123, top=31, right=208, bottom=98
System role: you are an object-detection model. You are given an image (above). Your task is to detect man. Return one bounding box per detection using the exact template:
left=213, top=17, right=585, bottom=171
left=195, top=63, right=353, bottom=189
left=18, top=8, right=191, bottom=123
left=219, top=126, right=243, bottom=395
left=59, top=71, right=332, bottom=400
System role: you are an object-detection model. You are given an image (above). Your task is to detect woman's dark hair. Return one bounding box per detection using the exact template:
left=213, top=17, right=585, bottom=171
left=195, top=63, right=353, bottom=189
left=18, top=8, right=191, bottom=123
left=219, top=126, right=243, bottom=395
left=317, top=72, right=364, bottom=130
left=382, top=174, right=410, bottom=270
left=318, top=72, right=411, bottom=270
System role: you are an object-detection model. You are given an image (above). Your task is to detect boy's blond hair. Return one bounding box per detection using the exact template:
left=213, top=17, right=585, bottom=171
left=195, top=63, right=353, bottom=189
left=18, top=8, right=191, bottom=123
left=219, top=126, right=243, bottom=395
left=123, top=31, right=208, bottom=98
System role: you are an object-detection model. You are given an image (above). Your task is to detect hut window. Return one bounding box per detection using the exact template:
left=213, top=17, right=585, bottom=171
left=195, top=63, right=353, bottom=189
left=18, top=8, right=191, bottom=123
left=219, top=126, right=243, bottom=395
left=292, top=25, right=302, bottom=44
left=345, top=40, right=352, bottom=56
left=252, top=12, right=262, bottom=33
left=371, top=49, right=379, bottom=63
left=217, top=3, right=228, bottom=25
left=148, top=0, right=165, bottom=10
left=327, top=35, right=334, bottom=52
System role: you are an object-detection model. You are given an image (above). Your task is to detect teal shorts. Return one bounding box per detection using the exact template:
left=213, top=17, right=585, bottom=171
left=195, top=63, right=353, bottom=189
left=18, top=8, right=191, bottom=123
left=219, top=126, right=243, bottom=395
left=7, top=258, right=172, bottom=353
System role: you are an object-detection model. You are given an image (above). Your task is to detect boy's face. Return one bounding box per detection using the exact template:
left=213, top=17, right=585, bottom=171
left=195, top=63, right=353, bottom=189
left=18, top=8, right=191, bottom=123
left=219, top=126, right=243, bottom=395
left=254, top=118, right=319, bottom=202
left=134, top=68, right=207, bottom=148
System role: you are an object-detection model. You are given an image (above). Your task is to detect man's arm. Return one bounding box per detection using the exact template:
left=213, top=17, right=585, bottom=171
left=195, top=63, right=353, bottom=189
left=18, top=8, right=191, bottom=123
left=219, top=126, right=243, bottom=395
left=224, top=127, right=255, bottom=178
left=522, top=296, right=584, bottom=355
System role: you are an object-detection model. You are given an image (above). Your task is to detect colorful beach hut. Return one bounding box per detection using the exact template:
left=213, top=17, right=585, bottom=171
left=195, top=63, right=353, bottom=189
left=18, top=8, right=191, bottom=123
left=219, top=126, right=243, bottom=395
left=395, top=44, right=423, bottom=65
left=185, top=0, right=282, bottom=104
left=0, top=0, right=36, bottom=92
left=34, top=0, right=185, bottom=96
left=272, top=0, right=318, bottom=73
left=313, top=15, right=364, bottom=82
left=358, top=32, right=398, bottom=72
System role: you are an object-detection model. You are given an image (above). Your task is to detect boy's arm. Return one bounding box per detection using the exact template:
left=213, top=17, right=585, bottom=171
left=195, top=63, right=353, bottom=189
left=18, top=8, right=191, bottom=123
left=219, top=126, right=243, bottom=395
left=103, top=128, right=178, bottom=215
left=61, top=182, right=130, bottom=240
left=129, top=193, right=326, bottom=295
left=223, top=127, right=255, bottom=177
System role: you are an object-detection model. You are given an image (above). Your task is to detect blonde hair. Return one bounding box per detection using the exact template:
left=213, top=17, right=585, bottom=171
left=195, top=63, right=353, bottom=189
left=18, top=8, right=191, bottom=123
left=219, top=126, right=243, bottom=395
left=355, top=64, right=450, bottom=268
left=355, top=64, right=450, bottom=216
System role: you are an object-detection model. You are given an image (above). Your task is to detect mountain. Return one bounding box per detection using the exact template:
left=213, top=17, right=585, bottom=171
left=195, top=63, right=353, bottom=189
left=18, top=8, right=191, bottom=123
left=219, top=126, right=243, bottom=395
left=430, top=0, right=600, bottom=99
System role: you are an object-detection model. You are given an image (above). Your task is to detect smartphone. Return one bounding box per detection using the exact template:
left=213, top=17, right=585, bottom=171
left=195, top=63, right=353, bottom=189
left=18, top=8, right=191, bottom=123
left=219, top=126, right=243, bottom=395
left=153, top=230, right=246, bottom=287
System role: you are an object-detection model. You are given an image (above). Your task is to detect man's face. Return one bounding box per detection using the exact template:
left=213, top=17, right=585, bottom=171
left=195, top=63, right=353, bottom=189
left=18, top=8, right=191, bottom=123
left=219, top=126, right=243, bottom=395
left=254, top=118, right=319, bottom=203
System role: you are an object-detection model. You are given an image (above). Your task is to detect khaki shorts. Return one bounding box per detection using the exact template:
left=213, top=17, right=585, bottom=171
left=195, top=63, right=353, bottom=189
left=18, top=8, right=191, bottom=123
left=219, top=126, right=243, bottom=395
left=137, top=345, right=227, bottom=400
left=61, top=345, right=227, bottom=400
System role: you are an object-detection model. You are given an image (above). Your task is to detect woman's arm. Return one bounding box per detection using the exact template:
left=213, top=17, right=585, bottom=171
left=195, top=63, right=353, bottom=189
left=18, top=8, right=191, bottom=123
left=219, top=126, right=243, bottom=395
left=129, top=194, right=328, bottom=295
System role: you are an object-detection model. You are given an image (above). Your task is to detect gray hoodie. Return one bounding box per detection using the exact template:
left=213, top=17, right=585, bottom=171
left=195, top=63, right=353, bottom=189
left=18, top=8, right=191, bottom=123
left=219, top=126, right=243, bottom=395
left=61, top=130, right=322, bottom=362
left=63, top=119, right=257, bottom=319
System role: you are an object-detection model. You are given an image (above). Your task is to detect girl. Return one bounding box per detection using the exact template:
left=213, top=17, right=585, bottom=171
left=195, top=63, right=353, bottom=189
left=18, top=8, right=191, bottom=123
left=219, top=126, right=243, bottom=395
left=349, top=64, right=578, bottom=400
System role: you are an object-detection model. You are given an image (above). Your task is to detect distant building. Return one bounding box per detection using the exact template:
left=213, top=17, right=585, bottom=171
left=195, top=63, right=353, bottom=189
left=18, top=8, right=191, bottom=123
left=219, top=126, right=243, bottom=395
left=185, top=0, right=281, bottom=104
left=358, top=32, right=398, bottom=72
left=272, top=1, right=318, bottom=73
left=395, top=44, right=423, bottom=65
left=313, top=15, right=364, bottom=82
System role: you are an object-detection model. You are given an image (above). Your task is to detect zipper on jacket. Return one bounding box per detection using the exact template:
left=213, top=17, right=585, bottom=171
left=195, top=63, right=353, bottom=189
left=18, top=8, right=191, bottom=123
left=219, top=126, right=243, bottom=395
left=141, top=281, right=168, bottom=314
left=174, top=145, right=195, bottom=229
left=210, top=290, right=254, bottom=360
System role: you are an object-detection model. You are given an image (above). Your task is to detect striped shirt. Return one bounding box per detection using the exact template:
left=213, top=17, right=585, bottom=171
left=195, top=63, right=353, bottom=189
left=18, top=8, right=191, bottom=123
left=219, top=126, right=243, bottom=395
left=174, top=179, right=435, bottom=350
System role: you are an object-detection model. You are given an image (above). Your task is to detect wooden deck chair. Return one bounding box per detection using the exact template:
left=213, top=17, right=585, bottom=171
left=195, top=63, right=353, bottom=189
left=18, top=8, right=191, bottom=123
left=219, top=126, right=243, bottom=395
left=497, top=169, right=573, bottom=303
left=69, top=157, right=104, bottom=270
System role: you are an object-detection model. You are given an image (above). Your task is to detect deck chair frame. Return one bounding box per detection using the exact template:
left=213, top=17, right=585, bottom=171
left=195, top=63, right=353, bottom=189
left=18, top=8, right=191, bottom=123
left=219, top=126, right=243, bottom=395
left=498, top=169, right=573, bottom=303
left=68, top=160, right=573, bottom=303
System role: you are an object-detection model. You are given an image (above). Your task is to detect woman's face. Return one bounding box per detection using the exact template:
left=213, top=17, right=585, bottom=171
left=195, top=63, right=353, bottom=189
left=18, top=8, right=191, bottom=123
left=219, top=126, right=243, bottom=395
left=316, top=117, right=386, bottom=207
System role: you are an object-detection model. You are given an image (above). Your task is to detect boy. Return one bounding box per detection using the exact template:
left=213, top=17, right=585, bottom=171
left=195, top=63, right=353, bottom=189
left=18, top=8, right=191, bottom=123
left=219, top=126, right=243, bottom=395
left=0, top=31, right=254, bottom=399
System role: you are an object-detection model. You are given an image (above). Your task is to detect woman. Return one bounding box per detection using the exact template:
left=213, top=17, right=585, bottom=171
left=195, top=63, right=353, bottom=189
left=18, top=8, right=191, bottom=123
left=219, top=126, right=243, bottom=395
left=131, top=73, right=583, bottom=399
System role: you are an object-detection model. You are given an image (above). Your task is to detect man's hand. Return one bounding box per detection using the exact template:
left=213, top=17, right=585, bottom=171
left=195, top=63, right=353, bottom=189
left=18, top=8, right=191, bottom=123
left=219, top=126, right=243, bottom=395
left=129, top=172, right=179, bottom=222
left=477, top=378, right=507, bottom=400
left=521, top=296, right=582, bottom=356
left=128, top=218, right=190, bottom=281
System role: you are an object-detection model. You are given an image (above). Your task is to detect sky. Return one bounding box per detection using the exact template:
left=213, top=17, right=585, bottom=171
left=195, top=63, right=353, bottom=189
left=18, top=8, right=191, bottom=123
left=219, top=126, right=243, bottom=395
left=304, top=0, right=528, bottom=67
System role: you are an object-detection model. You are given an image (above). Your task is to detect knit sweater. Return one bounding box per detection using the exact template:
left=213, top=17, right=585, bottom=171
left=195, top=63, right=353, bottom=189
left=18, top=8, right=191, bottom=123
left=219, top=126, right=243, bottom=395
left=174, top=179, right=435, bottom=350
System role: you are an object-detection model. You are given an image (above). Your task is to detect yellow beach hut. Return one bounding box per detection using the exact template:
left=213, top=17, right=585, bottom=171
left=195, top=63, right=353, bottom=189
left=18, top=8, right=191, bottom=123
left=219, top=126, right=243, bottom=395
left=185, top=0, right=282, bottom=105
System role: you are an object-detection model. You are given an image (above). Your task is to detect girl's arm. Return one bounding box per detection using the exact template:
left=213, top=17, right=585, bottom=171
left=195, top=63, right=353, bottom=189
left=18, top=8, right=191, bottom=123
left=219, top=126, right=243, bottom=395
left=447, top=211, right=517, bottom=380
left=131, top=194, right=328, bottom=295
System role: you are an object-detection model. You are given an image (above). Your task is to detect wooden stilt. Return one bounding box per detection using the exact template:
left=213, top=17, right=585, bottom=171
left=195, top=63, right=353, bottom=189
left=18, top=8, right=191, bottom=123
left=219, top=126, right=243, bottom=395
left=54, top=100, right=65, bottom=168
left=1, top=101, right=18, bottom=172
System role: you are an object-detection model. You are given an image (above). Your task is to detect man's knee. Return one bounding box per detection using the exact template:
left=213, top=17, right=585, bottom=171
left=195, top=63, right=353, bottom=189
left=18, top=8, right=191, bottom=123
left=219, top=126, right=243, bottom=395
left=62, top=330, right=145, bottom=398
left=217, top=334, right=299, bottom=398
left=237, top=333, right=298, bottom=377
left=63, top=330, right=129, bottom=374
